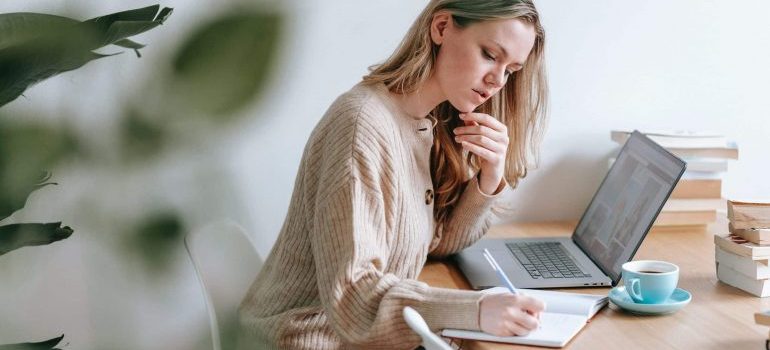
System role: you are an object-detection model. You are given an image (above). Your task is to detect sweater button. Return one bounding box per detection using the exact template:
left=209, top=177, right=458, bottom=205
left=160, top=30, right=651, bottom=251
left=425, top=189, right=434, bottom=205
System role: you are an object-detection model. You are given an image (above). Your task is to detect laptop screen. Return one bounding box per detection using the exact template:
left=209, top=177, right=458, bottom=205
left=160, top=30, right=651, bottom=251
left=572, top=131, right=686, bottom=283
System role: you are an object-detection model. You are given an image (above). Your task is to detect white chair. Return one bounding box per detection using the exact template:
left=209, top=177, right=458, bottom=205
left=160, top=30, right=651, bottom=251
left=403, top=306, right=454, bottom=350
left=185, top=220, right=263, bottom=350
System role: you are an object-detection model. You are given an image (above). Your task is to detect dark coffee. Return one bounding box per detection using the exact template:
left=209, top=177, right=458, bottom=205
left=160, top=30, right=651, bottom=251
left=638, top=270, right=663, bottom=274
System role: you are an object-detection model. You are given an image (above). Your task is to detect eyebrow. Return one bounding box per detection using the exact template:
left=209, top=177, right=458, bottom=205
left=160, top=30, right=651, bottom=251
left=492, top=40, right=524, bottom=69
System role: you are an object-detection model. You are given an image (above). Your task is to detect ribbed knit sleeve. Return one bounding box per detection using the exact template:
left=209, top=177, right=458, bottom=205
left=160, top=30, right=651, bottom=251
left=309, top=111, right=484, bottom=348
left=429, top=174, right=512, bottom=258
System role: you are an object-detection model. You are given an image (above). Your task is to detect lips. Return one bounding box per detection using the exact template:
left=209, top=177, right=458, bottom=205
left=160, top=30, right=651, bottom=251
left=472, top=89, right=489, bottom=101
left=475, top=89, right=492, bottom=98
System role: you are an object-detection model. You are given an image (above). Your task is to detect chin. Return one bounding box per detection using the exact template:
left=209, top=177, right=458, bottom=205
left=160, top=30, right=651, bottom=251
left=447, top=98, right=478, bottom=114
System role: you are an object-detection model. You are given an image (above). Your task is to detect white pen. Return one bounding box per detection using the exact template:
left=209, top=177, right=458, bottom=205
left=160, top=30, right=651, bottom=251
left=482, top=248, right=519, bottom=295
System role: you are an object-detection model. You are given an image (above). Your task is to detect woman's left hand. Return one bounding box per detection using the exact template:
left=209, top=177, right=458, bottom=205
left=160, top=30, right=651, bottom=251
left=453, top=112, right=509, bottom=195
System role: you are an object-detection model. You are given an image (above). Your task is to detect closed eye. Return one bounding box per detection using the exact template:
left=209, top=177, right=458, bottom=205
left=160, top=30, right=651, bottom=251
left=482, top=49, right=495, bottom=61
left=482, top=49, right=514, bottom=77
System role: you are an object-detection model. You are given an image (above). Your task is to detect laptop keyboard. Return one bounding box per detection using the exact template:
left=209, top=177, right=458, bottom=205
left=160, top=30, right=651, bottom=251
left=505, top=242, right=591, bottom=279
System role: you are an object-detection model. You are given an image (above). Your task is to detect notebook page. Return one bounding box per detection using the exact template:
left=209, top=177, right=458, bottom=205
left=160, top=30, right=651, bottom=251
left=520, top=289, right=607, bottom=318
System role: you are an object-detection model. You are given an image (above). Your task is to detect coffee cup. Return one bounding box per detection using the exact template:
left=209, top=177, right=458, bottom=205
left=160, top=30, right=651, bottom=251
left=621, top=260, right=679, bottom=304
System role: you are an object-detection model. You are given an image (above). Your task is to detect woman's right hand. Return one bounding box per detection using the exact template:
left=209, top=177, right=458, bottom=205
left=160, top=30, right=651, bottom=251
left=479, top=293, right=546, bottom=336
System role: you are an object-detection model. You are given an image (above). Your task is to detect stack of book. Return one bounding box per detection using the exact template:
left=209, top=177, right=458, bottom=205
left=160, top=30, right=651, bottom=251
left=755, top=310, right=770, bottom=347
left=715, top=200, right=770, bottom=297
left=610, top=130, right=738, bottom=230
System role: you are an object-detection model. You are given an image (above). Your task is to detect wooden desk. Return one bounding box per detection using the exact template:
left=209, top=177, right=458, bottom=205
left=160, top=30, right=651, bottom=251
left=418, top=220, right=770, bottom=349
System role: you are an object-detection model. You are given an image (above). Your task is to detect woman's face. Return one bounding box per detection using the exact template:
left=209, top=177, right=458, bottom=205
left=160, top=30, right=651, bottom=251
left=431, top=13, right=536, bottom=113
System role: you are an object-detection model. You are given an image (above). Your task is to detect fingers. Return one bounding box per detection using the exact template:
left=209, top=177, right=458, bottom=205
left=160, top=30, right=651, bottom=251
left=510, top=295, right=544, bottom=333
left=453, top=113, right=509, bottom=169
left=518, top=295, right=547, bottom=315
left=460, top=112, right=506, bottom=132
left=454, top=113, right=508, bottom=145
left=499, top=308, right=539, bottom=336
left=479, top=293, right=545, bottom=337
left=503, top=320, right=532, bottom=337
left=454, top=124, right=507, bottom=143
left=454, top=126, right=507, bottom=145
left=460, top=141, right=499, bottom=164
left=512, top=307, right=540, bottom=330
left=455, top=134, right=506, bottom=153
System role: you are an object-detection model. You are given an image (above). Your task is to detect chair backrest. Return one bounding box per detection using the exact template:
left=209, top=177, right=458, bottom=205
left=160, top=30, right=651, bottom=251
left=403, top=306, right=453, bottom=350
left=185, top=220, right=263, bottom=350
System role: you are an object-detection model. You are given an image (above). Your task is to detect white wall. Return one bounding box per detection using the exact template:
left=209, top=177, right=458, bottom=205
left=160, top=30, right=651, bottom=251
left=1, top=0, right=769, bottom=349
left=521, top=0, right=770, bottom=220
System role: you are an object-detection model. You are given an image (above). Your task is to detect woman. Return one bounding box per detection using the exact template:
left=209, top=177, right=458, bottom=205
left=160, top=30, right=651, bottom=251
left=239, top=0, right=549, bottom=348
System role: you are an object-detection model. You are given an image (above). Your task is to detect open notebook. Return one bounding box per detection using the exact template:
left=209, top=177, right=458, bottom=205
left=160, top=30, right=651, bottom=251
left=441, top=287, right=608, bottom=348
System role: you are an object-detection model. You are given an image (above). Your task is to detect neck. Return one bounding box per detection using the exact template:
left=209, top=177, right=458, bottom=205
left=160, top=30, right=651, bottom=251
left=388, top=77, right=445, bottom=120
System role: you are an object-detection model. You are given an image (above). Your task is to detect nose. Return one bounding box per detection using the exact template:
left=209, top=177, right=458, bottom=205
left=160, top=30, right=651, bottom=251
left=485, top=68, right=506, bottom=88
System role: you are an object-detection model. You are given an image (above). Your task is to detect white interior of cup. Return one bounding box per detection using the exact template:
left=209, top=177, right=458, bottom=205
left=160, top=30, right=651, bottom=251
left=622, top=260, right=678, bottom=275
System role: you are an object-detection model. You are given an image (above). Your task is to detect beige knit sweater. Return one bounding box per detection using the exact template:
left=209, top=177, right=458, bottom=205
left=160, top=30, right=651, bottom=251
left=238, top=81, right=512, bottom=349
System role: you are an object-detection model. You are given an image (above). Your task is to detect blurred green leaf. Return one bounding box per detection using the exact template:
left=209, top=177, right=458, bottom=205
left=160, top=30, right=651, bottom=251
left=119, top=108, right=168, bottom=161
left=0, top=171, right=55, bottom=221
left=113, top=39, right=146, bottom=57
left=0, top=5, right=173, bottom=107
left=125, top=213, right=183, bottom=272
left=0, top=13, right=80, bottom=50
left=171, top=11, right=282, bottom=116
left=85, top=5, right=172, bottom=50
left=0, top=123, right=78, bottom=220
left=0, top=334, right=63, bottom=350
left=0, top=222, right=73, bottom=256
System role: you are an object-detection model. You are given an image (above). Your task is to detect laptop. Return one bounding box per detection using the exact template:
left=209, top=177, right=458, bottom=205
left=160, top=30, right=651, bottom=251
left=455, top=130, right=686, bottom=289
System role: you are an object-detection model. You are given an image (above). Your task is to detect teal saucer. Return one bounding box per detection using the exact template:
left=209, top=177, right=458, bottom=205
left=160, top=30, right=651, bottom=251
left=608, top=286, right=691, bottom=315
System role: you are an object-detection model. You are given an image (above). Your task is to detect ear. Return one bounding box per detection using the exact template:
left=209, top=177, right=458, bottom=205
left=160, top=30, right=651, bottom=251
left=430, top=11, right=452, bottom=46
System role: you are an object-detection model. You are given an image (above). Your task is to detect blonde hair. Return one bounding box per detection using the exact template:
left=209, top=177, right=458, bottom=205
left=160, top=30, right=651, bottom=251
left=363, top=0, right=548, bottom=225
